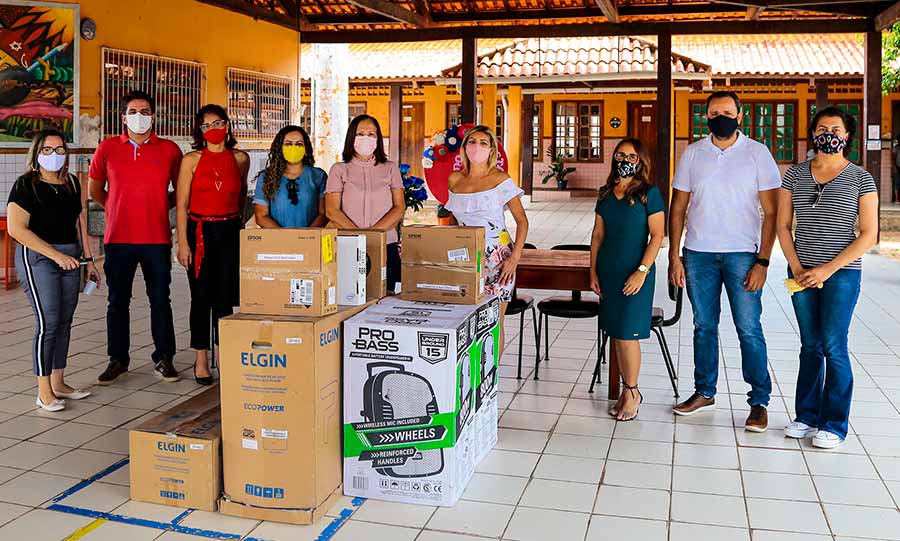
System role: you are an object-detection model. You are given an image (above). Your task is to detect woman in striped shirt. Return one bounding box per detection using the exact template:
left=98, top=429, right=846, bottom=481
left=776, top=106, right=879, bottom=449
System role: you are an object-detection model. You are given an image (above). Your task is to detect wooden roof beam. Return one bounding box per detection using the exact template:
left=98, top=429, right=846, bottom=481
left=876, top=1, right=900, bottom=30
left=198, top=0, right=299, bottom=30
left=595, top=0, right=620, bottom=22
left=746, top=6, right=765, bottom=19
left=346, top=0, right=433, bottom=27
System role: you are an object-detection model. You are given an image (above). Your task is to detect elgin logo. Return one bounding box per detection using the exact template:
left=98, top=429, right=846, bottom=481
left=353, top=328, right=399, bottom=352
left=241, top=352, right=286, bottom=368
left=319, top=327, right=340, bottom=347
left=158, top=441, right=185, bottom=453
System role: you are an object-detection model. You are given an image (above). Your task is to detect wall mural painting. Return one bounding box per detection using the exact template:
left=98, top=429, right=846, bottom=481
left=0, top=2, right=77, bottom=145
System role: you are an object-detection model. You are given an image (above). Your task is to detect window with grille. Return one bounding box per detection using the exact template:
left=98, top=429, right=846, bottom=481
left=447, top=102, right=483, bottom=127
left=298, top=102, right=312, bottom=134
left=808, top=101, right=862, bottom=164
left=553, top=101, right=603, bottom=161
left=349, top=102, right=367, bottom=119
left=227, top=68, right=293, bottom=141
left=102, top=47, right=206, bottom=140
left=689, top=100, right=796, bottom=163
left=533, top=103, right=543, bottom=158
left=495, top=104, right=504, bottom=144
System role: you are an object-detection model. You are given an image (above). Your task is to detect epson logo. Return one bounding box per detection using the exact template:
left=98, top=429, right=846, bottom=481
left=241, top=352, right=286, bottom=368
left=320, top=327, right=340, bottom=347
left=247, top=235, right=263, bottom=241
left=245, top=483, right=285, bottom=499
left=352, top=328, right=400, bottom=352
left=160, top=490, right=185, bottom=500
left=157, top=441, right=185, bottom=453
left=244, top=403, right=285, bottom=413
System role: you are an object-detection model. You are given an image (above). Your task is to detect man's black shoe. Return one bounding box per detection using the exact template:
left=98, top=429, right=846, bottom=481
left=154, top=356, right=180, bottom=382
left=97, top=360, right=129, bottom=385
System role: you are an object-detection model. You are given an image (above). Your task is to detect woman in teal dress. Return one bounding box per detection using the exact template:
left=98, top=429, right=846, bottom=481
left=590, top=138, right=666, bottom=421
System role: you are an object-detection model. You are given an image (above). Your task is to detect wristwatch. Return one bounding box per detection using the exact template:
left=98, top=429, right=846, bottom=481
left=755, top=258, right=770, bottom=268
left=638, top=264, right=650, bottom=273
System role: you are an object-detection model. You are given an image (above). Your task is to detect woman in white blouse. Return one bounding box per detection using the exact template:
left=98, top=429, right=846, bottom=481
left=445, top=125, right=529, bottom=351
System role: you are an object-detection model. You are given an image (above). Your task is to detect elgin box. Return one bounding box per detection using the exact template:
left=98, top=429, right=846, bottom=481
left=240, top=228, right=338, bottom=317
left=343, top=229, right=388, bottom=301
left=343, top=296, right=500, bottom=506
left=218, top=304, right=371, bottom=524
left=129, top=386, right=222, bottom=512
left=400, top=226, right=486, bottom=305
left=337, top=234, right=367, bottom=306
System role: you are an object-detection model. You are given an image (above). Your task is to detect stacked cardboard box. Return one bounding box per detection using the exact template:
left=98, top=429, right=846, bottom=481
left=129, top=386, right=222, bottom=512
left=342, top=229, right=388, bottom=302
left=342, top=295, right=500, bottom=506
left=400, top=225, right=486, bottom=304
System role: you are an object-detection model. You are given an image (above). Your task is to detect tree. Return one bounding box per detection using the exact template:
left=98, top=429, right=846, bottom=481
left=884, top=24, right=900, bottom=95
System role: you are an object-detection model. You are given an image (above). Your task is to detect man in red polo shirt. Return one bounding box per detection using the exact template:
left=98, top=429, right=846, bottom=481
left=89, top=90, right=182, bottom=384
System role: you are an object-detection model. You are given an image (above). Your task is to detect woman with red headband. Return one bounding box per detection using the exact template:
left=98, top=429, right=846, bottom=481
left=175, top=104, right=249, bottom=385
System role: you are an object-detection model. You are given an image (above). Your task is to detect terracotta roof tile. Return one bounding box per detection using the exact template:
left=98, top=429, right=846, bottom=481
left=441, top=36, right=710, bottom=78
left=671, top=34, right=863, bottom=77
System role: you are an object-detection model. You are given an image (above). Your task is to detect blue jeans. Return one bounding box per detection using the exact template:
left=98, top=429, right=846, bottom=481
left=789, top=267, right=861, bottom=439
left=683, top=249, right=771, bottom=406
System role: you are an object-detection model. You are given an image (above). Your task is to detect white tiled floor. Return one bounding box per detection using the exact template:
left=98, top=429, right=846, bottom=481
left=0, top=198, right=899, bottom=540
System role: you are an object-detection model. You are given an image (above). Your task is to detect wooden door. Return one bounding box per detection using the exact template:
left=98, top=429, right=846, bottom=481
left=628, top=101, right=658, bottom=160
left=401, top=103, right=425, bottom=179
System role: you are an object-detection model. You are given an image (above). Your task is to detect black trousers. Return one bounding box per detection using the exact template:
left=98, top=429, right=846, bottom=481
left=186, top=218, right=240, bottom=351
left=387, top=242, right=401, bottom=294
left=104, top=243, right=176, bottom=364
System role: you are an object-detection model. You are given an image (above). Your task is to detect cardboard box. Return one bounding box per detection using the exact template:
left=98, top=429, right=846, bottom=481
left=400, top=226, right=486, bottom=305
left=240, top=228, right=338, bottom=317
left=218, top=303, right=372, bottom=523
left=337, top=234, right=367, bottom=306
left=129, top=386, right=222, bottom=512
left=218, top=488, right=341, bottom=525
left=343, top=229, right=388, bottom=301
left=342, top=296, right=501, bottom=506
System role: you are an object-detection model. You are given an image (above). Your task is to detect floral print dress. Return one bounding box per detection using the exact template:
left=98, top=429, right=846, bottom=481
left=445, top=178, right=524, bottom=302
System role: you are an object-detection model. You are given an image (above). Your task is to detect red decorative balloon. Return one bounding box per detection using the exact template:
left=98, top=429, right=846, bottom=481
left=424, top=127, right=509, bottom=205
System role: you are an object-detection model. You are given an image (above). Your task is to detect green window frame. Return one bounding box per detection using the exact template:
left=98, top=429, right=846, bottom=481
left=689, top=100, right=796, bottom=163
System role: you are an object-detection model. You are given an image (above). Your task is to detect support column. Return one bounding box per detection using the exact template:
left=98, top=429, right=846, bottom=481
left=311, top=43, right=350, bottom=171
left=481, top=84, right=497, bottom=133
left=389, top=84, right=403, bottom=162
left=864, top=31, right=884, bottom=203
left=521, top=93, right=535, bottom=196
left=815, top=79, right=829, bottom=111
left=656, top=31, right=673, bottom=209
left=507, top=86, right=522, bottom=185
left=461, top=36, right=478, bottom=125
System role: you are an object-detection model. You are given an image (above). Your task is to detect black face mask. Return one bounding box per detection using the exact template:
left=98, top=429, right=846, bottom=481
left=707, top=115, right=739, bottom=139
left=615, top=160, right=640, bottom=179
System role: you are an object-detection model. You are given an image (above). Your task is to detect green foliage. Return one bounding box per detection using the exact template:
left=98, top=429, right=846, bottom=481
left=883, top=24, right=900, bottom=95
left=541, top=149, right=577, bottom=184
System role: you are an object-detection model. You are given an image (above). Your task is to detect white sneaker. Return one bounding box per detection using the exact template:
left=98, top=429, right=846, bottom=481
left=784, top=421, right=817, bottom=439
left=812, top=430, right=843, bottom=449
left=35, top=396, right=65, bottom=412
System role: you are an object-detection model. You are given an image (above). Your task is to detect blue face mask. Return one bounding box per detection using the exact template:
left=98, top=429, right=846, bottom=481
left=616, top=160, right=639, bottom=179
left=813, top=132, right=848, bottom=155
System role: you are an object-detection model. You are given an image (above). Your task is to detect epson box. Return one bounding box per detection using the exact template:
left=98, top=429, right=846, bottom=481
left=342, top=297, right=500, bottom=506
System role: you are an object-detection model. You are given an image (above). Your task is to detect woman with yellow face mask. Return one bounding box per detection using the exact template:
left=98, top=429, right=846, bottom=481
left=253, top=125, right=328, bottom=229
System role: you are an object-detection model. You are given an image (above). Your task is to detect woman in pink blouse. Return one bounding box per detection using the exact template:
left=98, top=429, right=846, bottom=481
left=326, top=114, right=405, bottom=292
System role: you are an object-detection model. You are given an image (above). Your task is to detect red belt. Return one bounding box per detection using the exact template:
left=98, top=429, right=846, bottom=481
left=189, top=212, right=240, bottom=279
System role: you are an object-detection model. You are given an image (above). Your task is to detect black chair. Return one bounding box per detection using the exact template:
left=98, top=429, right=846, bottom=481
left=507, top=243, right=539, bottom=379
left=535, top=244, right=600, bottom=381
left=588, top=283, right=683, bottom=398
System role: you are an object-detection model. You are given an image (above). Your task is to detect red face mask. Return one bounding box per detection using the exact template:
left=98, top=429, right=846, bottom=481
left=203, top=128, right=227, bottom=145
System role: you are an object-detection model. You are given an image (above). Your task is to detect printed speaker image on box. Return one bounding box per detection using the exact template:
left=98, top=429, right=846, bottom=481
left=342, top=296, right=500, bottom=506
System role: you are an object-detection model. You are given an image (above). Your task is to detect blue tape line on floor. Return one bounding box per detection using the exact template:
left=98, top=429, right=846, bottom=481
left=48, top=504, right=242, bottom=540
left=51, top=458, right=130, bottom=503
left=171, top=508, right=193, bottom=525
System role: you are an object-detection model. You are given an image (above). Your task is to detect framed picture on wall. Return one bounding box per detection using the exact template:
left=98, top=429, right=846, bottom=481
left=0, top=0, right=79, bottom=147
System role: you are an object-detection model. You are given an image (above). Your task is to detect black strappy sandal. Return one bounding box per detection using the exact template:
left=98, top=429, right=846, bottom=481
left=617, top=383, right=643, bottom=422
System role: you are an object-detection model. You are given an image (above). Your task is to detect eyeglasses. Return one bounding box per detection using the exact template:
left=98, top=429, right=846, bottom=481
left=613, top=152, right=640, bottom=163
left=200, top=119, right=227, bottom=131
left=39, top=146, right=66, bottom=156
left=811, top=182, right=827, bottom=208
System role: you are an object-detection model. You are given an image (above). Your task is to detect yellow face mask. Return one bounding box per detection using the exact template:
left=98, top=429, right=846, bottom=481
left=282, top=145, right=306, bottom=164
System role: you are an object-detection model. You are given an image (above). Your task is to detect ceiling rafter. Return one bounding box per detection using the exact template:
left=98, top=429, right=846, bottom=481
left=595, top=0, right=620, bottom=22
left=876, top=1, right=900, bottom=29
left=345, top=0, right=433, bottom=27
left=746, top=6, right=765, bottom=19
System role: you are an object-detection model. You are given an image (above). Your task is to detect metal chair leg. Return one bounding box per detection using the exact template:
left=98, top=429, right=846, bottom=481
left=516, top=311, right=525, bottom=379
left=530, top=307, right=540, bottom=365
left=588, top=330, right=608, bottom=393
left=543, top=313, right=550, bottom=362
left=652, top=326, right=679, bottom=399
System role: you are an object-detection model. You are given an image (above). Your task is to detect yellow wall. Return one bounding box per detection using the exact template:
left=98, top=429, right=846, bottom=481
left=63, top=0, right=299, bottom=119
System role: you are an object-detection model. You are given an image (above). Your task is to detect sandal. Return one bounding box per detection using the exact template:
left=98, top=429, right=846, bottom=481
left=617, top=383, right=643, bottom=422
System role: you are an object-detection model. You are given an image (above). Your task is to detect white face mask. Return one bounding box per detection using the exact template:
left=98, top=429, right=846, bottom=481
left=125, top=113, right=153, bottom=135
left=37, top=153, right=66, bottom=172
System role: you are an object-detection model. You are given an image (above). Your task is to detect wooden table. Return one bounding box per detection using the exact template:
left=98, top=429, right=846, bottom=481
left=516, top=249, right=620, bottom=399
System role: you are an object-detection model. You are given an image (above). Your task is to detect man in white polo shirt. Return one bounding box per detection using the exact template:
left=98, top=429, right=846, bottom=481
left=668, top=91, right=781, bottom=433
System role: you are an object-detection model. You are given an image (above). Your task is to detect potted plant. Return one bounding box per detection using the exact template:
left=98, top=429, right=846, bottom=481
left=541, top=149, right=576, bottom=190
